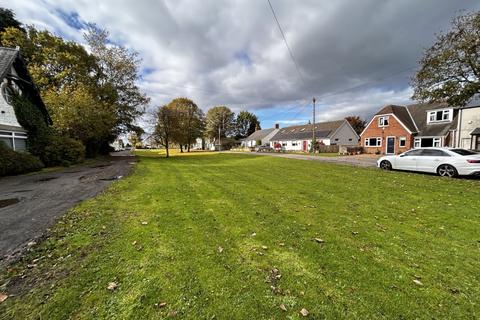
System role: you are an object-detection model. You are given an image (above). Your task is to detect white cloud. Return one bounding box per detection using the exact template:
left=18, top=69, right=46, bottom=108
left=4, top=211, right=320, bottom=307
left=5, top=0, right=480, bottom=130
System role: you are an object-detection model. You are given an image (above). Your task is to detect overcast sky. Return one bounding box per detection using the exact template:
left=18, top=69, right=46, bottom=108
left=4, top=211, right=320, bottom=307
left=4, top=0, right=480, bottom=129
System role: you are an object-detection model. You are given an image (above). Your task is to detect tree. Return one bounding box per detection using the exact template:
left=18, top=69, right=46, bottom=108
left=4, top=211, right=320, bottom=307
left=167, top=98, right=204, bottom=152
left=0, top=8, right=24, bottom=35
left=84, top=25, right=149, bottom=133
left=205, top=106, right=235, bottom=142
left=1, top=26, right=98, bottom=92
left=154, top=105, right=176, bottom=158
left=235, top=111, right=260, bottom=139
left=42, top=85, right=117, bottom=156
left=128, top=126, right=145, bottom=149
left=412, top=11, right=480, bottom=106
left=345, top=116, right=366, bottom=135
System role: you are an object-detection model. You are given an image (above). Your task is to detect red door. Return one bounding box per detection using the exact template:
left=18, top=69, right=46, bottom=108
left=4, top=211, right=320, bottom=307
left=303, top=141, right=307, bottom=151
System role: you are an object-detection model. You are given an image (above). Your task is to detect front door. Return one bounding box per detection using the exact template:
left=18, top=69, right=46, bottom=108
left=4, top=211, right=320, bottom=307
left=386, top=137, right=395, bottom=154
left=303, top=141, right=307, bottom=151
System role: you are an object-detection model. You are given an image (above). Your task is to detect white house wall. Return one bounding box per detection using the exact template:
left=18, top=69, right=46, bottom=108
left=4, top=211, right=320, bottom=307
left=329, top=122, right=358, bottom=145
left=270, top=138, right=331, bottom=150
left=458, top=107, right=480, bottom=149
left=0, top=67, right=23, bottom=129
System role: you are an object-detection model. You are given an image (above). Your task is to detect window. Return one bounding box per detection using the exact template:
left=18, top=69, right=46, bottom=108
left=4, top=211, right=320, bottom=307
left=378, top=116, right=389, bottom=127
left=414, top=138, right=421, bottom=148
left=427, top=109, right=452, bottom=123
left=422, top=149, right=450, bottom=157
left=451, top=149, right=478, bottom=156
left=334, top=138, right=339, bottom=141
left=365, top=137, right=381, bottom=147
left=433, top=138, right=441, bottom=147
left=1, top=81, right=16, bottom=105
left=282, top=142, right=287, bottom=147
left=399, top=137, right=406, bottom=147
left=0, top=131, right=27, bottom=151
left=292, top=142, right=298, bottom=146
left=403, top=149, right=424, bottom=156
left=348, top=138, right=352, bottom=141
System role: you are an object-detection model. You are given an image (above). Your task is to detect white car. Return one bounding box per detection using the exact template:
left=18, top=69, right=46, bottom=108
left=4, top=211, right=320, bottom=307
left=377, top=148, right=480, bottom=177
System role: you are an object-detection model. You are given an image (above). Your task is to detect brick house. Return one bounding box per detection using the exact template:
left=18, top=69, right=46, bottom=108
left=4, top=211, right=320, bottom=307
left=360, top=102, right=469, bottom=154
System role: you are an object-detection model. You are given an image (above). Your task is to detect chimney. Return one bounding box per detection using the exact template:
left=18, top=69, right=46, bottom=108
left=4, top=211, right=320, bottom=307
left=275, top=123, right=280, bottom=129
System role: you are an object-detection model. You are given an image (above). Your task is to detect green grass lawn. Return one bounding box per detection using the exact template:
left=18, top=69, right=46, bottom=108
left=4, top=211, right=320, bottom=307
left=1, top=153, right=479, bottom=319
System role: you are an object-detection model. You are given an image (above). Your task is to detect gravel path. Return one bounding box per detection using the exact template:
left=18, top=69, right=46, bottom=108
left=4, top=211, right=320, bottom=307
left=0, top=154, right=136, bottom=267
left=230, top=151, right=379, bottom=167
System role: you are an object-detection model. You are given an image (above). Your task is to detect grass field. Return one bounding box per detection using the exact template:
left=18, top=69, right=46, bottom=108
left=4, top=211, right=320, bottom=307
left=1, top=152, right=479, bottom=319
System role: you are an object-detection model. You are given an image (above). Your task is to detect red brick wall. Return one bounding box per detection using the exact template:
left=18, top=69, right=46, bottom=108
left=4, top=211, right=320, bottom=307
left=360, top=115, right=413, bottom=154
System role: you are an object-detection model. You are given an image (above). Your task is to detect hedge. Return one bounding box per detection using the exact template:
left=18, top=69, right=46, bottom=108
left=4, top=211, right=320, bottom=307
left=0, top=142, right=44, bottom=177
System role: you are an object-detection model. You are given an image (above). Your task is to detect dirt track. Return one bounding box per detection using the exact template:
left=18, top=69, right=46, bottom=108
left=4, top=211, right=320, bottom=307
left=0, top=154, right=136, bottom=267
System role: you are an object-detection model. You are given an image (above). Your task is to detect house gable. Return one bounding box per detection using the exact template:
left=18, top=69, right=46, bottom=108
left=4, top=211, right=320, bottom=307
left=329, top=120, right=359, bottom=145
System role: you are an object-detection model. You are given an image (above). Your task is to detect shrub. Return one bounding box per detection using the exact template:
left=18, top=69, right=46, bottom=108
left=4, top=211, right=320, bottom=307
left=42, top=135, right=85, bottom=167
left=0, top=142, right=44, bottom=176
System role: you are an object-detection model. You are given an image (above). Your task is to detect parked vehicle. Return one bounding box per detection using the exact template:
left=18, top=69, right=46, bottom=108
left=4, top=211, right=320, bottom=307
left=255, top=145, right=273, bottom=152
left=377, top=148, right=480, bottom=177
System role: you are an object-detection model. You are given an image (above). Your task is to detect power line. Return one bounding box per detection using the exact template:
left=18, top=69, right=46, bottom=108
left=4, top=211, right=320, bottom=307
left=267, top=0, right=306, bottom=87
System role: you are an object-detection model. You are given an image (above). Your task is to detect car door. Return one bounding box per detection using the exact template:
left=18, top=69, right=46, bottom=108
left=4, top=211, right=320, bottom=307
left=416, top=149, right=451, bottom=173
left=395, top=149, right=424, bottom=171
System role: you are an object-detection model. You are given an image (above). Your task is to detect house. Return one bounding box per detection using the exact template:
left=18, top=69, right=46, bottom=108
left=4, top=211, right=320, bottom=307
left=242, top=124, right=280, bottom=147
left=269, top=119, right=359, bottom=151
left=192, top=137, right=215, bottom=150
left=0, top=47, right=50, bottom=151
left=456, top=97, right=480, bottom=151
left=361, top=101, right=480, bottom=154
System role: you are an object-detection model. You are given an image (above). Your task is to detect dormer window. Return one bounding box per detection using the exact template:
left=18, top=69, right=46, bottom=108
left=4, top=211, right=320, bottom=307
left=378, top=116, right=389, bottom=127
left=1, top=80, right=17, bottom=105
left=427, top=109, right=452, bottom=123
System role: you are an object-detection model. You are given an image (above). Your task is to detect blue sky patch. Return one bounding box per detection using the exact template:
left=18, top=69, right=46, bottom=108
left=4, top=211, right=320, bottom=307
left=234, top=51, right=252, bottom=66
left=55, top=9, right=86, bottom=30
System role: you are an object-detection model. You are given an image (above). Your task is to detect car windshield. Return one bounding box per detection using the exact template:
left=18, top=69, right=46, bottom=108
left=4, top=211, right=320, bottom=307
left=450, top=149, right=478, bottom=156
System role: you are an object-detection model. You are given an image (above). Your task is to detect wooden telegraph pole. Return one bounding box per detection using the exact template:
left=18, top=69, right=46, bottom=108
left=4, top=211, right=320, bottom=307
left=312, top=97, right=316, bottom=153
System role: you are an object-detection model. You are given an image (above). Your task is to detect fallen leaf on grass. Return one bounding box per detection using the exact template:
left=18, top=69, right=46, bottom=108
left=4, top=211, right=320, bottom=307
left=141, top=221, right=148, bottom=225
left=0, top=293, right=8, bottom=303
left=107, top=282, right=118, bottom=291
left=413, top=279, right=423, bottom=286
left=132, top=241, right=137, bottom=245
left=300, top=308, right=309, bottom=316
left=261, top=245, right=268, bottom=250
left=279, top=304, right=287, bottom=311
left=217, top=246, right=224, bottom=253
left=314, top=238, right=325, bottom=243
left=155, top=302, right=167, bottom=308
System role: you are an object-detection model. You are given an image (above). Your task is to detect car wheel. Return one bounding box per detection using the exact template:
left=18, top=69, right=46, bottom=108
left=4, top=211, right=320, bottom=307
left=380, top=160, right=392, bottom=170
left=437, top=164, right=458, bottom=178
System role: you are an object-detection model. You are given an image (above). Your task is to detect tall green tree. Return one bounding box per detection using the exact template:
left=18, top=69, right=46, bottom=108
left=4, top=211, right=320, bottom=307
left=205, top=106, right=235, bottom=141
left=154, top=105, right=177, bottom=158
left=412, top=11, right=480, bottom=106
left=1, top=26, right=98, bottom=92
left=167, top=98, right=204, bottom=152
left=84, top=25, right=149, bottom=133
left=42, top=85, right=117, bottom=155
left=0, top=8, right=24, bottom=34
left=235, top=110, right=260, bottom=139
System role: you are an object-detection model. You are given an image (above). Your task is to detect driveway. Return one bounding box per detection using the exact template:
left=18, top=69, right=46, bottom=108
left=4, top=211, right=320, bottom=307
left=232, top=151, right=379, bottom=167
left=0, top=153, right=136, bottom=267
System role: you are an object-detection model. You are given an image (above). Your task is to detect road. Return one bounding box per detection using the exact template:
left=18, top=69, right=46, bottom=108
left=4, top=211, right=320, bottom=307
left=231, top=151, right=379, bottom=167
left=0, top=154, right=135, bottom=267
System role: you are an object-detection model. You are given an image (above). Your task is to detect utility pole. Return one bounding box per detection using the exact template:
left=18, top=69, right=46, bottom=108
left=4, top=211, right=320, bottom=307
left=312, top=97, right=316, bottom=153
